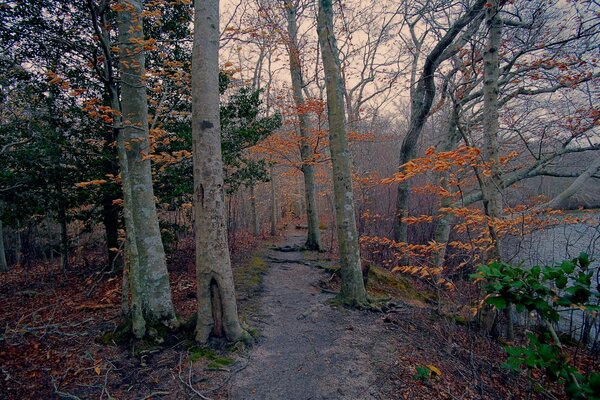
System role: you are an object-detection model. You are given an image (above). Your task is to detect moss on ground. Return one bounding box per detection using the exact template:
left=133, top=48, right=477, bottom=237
left=366, top=265, right=431, bottom=305
left=187, top=345, right=234, bottom=369
left=234, top=254, right=269, bottom=294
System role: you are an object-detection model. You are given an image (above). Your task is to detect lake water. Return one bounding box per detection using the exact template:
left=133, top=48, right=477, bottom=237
left=502, top=213, right=600, bottom=347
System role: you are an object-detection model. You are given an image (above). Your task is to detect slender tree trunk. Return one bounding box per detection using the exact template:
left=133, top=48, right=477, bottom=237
left=193, top=0, right=247, bottom=343
left=108, top=79, right=146, bottom=336
left=317, top=0, right=368, bottom=307
left=0, top=219, right=7, bottom=272
left=481, top=0, right=503, bottom=260
left=284, top=0, right=322, bottom=250
left=393, top=0, right=488, bottom=243
left=55, top=179, right=69, bottom=271
left=480, top=0, right=511, bottom=340
left=433, top=106, right=462, bottom=267
left=250, top=182, right=260, bottom=235
left=118, top=0, right=177, bottom=328
left=270, top=164, right=277, bottom=236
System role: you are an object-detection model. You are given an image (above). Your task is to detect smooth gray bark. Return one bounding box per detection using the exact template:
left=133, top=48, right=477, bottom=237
left=480, top=0, right=512, bottom=340
left=193, top=0, right=247, bottom=343
left=481, top=0, right=503, bottom=261
left=284, top=0, right=322, bottom=250
left=0, top=219, right=7, bottom=272
left=118, top=0, right=176, bottom=328
left=318, top=0, right=368, bottom=306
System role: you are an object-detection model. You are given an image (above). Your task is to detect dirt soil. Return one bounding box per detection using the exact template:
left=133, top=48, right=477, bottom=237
left=229, top=229, right=397, bottom=400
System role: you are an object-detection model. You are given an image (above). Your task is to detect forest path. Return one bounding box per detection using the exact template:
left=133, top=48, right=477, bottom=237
left=228, top=228, right=397, bottom=400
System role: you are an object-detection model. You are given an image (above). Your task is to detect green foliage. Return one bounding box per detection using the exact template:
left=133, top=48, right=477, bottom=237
left=472, top=253, right=599, bottom=399
left=220, top=86, right=282, bottom=193
left=188, top=346, right=234, bottom=369
left=471, top=254, right=598, bottom=322
left=154, top=81, right=281, bottom=201
left=413, top=365, right=431, bottom=382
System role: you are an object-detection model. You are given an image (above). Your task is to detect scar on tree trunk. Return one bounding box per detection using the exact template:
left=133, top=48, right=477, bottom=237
left=210, top=278, right=224, bottom=338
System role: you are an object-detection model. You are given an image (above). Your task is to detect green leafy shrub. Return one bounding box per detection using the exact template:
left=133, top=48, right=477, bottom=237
left=472, top=253, right=599, bottom=399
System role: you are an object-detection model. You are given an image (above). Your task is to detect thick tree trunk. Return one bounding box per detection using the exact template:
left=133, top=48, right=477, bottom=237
left=317, top=0, right=368, bottom=307
left=270, top=164, right=277, bottom=236
left=118, top=0, right=177, bottom=328
left=0, top=219, right=7, bottom=272
left=193, top=0, right=247, bottom=343
left=284, top=0, right=322, bottom=250
left=113, top=90, right=145, bottom=337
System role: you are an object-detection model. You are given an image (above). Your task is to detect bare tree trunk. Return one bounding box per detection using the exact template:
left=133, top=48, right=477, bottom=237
left=481, top=0, right=503, bottom=260
left=317, top=0, right=368, bottom=307
left=481, top=0, right=512, bottom=340
left=250, top=182, right=260, bottom=235
left=0, top=219, right=7, bottom=272
left=432, top=106, right=462, bottom=267
left=118, top=0, right=177, bottom=328
left=284, top=0, right=322, bottom=250
left=270, top=164, right=277, bottom=236
left=114, top=96, right=145, bottom=336
left=193, top=0, right=248, bottom=343
left=393, top=0, right=487, bottom=243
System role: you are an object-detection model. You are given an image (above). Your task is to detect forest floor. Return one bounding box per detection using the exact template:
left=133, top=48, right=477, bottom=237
left=1, top=227, right=598, bottom=399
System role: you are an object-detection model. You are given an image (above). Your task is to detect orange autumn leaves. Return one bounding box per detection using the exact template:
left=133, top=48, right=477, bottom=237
left=362, top=144, right=594, bottom=291
left=380, top=145, right=519, bottom=186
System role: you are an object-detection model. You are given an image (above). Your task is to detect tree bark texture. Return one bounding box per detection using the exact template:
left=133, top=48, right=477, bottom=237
left=481, top=0, right=503, bottom=261
left=317, top=0, right=368, bottom=306
left=193, top=0, right=247, bottom=343
left=118, top=0, right=176, bottom=328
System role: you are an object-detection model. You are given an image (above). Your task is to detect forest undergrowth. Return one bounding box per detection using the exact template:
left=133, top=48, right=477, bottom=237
left=1, top=226, right=598, bottom=399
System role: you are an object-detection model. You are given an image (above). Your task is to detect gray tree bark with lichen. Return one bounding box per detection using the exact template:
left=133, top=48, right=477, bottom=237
left=118, top=0, right=177, bottom=331
left=192, top=0, right=248, bottom=343
left=317, top=0, right=368, bottom=307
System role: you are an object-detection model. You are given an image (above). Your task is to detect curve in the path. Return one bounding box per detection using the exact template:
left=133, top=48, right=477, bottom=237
left=229, top=230, right=396, bottom=400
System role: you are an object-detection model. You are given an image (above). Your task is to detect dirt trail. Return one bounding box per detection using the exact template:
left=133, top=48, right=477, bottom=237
left=229, top=229, right=397, bottom=400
